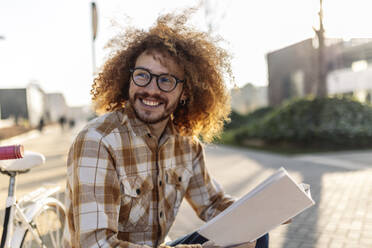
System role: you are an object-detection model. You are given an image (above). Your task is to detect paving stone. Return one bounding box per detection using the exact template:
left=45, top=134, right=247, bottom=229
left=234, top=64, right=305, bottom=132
left=210, top=148, right=372, bottom=248
left=347, top=230, right=361, bottom=240
left=316, top=236, right=330, bottom=247
left=299, top=242, right=314, bottom=248
left=360, top=238, right=372, bottom=246
left=283, top=243, right=301, bottom=248
left=328, top=240, right=344, bottom=248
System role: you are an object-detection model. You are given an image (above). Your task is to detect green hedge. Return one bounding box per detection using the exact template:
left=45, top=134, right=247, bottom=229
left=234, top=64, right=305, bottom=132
left=224, top=106, right=274, bottom=131
left=229, top=97, right=372, bottom=148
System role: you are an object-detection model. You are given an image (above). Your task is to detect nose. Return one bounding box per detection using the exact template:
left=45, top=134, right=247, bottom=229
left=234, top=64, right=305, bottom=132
left=145, top=76, right=161, bottom=93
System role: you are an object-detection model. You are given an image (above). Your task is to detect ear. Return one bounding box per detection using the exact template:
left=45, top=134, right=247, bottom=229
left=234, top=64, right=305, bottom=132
left=180, top=90, right=189, bottom=101
left=180, top=91, right=187, bottom=101
left=179, top=91, right=188, bottom=106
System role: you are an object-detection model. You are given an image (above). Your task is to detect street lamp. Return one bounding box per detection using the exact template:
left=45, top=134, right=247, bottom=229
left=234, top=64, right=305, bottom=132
left=91, top=2, right=98, bottom=75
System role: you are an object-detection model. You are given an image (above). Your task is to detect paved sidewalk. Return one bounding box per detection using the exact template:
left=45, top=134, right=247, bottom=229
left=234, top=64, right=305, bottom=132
left=1, top=128, right=371, bottom=247
left=169, top=145, right=372, bottom=248
left=0, top=124, right=78, bottom=235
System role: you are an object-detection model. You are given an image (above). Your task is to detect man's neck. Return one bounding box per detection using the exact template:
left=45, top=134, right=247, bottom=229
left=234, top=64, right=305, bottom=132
left=148, top=118, right=169, bottom=140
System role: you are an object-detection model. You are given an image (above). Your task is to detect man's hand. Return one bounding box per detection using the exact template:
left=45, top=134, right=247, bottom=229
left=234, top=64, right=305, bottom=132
left=160, top=244, right=202, bottom=248
left=176, top=245, right=203, bottom=248
left=282, top=218, right=292, bottom=224
left=202, top=241, right=219, bottom=248
left=202, top=240, right=256, bottom=248
left=231, top=241, right=256, bottom=248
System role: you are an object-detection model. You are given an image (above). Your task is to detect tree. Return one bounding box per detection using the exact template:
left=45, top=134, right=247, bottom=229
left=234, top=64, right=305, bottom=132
left=203, top=0, right=229, bottom=34
left=314, top=0, right=327, bottom=97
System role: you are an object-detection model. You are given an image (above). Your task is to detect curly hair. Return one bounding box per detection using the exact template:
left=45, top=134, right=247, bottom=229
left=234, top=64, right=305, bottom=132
left=91, top=9, right=233, bottom=142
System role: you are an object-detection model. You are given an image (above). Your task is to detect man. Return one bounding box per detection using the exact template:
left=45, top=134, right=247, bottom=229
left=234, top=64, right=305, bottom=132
left=64, top=11, right=268, bottom=248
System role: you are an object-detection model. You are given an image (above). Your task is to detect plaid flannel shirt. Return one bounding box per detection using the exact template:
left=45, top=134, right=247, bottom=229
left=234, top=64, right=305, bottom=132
left=64, top=105, right=234, bottom=248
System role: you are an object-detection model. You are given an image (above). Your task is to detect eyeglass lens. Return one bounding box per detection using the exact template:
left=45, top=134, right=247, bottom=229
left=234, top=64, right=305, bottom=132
left=132, top=68, right=177, bottom=92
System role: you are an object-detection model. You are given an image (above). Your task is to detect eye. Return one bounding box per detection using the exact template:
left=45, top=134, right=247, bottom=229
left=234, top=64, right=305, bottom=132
left=136, top=72, right=148, bottom=79
left=158, top=76, right=172, bottom=83
left=133, top=70, right=150, bottom=82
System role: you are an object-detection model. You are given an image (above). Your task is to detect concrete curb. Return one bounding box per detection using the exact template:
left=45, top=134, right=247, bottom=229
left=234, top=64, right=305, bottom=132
left=0, top=129, right=41, bottom=146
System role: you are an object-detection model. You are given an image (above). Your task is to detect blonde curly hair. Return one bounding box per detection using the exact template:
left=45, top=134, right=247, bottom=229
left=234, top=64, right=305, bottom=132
left=91, top=10, right=233, bottom=142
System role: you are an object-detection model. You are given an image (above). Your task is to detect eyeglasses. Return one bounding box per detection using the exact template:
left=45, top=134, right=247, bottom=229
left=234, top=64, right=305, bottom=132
left=130, top=67, right=185, bottom=92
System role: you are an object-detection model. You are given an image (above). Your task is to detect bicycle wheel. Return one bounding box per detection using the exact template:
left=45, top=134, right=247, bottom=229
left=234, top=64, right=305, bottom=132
left=20, top=201, right=65, bottom=248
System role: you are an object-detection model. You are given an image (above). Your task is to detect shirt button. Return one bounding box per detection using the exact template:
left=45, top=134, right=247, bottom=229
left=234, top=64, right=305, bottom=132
left=159, top=211, right=163, bottom=218
left=136, top=188, right=141, bottom=195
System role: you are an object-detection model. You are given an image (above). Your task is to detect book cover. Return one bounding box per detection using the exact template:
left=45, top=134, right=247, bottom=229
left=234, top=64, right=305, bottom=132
left=197, top=167, right=315, bottom=246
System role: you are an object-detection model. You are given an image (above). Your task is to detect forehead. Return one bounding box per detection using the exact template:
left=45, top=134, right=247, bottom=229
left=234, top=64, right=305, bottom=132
left=135, top=50, right=183, bottom=76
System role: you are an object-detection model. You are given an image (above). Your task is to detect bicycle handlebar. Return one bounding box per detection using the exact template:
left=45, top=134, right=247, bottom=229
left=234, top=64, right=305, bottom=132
left=0, top=145, right=24, bottom=160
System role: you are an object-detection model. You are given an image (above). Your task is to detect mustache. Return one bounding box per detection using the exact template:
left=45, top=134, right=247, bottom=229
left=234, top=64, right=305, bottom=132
left=134, top=92, right=167, bottom=104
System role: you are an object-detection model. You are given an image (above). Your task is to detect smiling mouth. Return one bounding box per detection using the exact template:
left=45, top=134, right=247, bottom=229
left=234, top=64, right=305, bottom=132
left=140, top=98, right=163, bottom=107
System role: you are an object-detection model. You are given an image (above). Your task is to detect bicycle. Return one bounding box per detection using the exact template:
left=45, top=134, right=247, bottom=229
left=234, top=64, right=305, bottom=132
left=0, top=145, right=66, bottom=248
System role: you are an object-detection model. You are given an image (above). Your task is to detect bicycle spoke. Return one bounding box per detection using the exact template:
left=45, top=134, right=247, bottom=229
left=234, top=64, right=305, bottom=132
left=20, top=204, right=65, bottom=248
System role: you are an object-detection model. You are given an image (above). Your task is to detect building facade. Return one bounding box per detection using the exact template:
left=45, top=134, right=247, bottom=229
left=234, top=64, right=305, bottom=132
left=267, top=38, right=372, bottom=106
left=0, top=84, right=45, bottom=127
left=45, top=93, right=68, bottom=122
left=231, top=83, right=268, bottom=114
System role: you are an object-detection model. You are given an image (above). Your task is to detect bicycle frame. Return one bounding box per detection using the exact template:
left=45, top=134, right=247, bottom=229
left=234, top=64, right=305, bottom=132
left=11, top=196, right=65, bottom=248
left=0, top=169, right=65, bottom=248
left=1, top=171, right=17, bottom=248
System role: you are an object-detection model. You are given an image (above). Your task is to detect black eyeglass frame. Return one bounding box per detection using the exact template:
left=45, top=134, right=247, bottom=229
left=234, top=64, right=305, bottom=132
left=130, top=67, right=185, bottom=93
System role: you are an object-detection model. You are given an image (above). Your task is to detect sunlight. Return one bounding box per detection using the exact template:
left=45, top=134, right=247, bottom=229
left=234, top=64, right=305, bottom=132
left=1, top=0, right=372, bottom=106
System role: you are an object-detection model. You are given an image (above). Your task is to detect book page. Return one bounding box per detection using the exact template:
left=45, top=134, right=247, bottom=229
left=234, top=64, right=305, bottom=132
left=198, top=167, right=315, bottom=246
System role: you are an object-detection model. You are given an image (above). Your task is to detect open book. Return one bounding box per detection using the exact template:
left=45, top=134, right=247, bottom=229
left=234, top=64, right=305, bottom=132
left=196, top=167, right=315, bottom=246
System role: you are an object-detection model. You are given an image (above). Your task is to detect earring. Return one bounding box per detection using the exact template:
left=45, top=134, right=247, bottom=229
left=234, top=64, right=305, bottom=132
left=180, top=99, right=186, bottom=106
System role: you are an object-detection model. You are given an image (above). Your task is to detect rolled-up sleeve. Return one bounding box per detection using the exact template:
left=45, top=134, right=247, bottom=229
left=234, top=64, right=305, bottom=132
left=65, top=129, right=150, bottom=248
left=185, top=142, right=235, bottom=222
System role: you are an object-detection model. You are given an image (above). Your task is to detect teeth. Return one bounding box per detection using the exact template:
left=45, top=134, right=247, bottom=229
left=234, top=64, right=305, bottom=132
left=142, top=99, right=160, bottom=106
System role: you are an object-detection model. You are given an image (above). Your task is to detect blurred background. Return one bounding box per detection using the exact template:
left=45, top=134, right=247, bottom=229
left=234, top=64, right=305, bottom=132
left=1, top=0, right=372, bottom=148
left=1, top=1, right=372, bottom=247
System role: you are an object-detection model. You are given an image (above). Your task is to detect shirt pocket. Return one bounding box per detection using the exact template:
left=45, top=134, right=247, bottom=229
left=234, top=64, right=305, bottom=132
left=119, top=174, right=154, bottom=232
left=164, top=167, right=193, bottom=219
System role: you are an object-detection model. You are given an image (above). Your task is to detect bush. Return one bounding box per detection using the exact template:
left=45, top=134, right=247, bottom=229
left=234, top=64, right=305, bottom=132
left=223, top=111, right=247, bottom=131
left=217, top=106, right=274, bottom=145
left=234, top=97, right=372, bottom=148
left=224, top=106, right=274, bottom=131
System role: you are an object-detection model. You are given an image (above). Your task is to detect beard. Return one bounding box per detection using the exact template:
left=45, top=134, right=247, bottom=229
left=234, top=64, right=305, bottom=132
left=129, top=92, right=179, bottom=124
